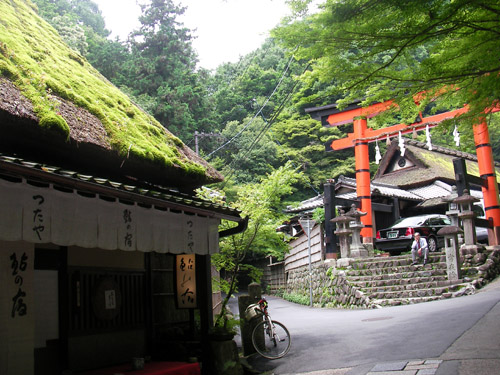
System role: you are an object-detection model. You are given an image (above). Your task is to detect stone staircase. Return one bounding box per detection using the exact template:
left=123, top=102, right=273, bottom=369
left=287, top=247, right=500, bottom=309
left=343, top=252, right=476, bottom=307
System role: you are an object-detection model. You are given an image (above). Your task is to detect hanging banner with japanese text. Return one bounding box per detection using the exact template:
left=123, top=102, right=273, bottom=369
left=175, top=254, right=197, bottom=308
left=0, top=242, right=34, bottom=375
left=0, top=178, right=221, bottom=254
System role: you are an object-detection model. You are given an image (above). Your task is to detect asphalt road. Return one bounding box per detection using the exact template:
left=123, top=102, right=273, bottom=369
left=230, top=282, right=500, bottom=374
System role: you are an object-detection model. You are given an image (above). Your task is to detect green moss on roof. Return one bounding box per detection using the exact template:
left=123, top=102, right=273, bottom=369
left=0, top=0, right=206, bottom=177
left=419, top=152, right=455, bottom=178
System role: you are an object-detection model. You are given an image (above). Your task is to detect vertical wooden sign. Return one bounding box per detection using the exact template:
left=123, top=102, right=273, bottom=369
left=175, top=254, right=197, bottom=308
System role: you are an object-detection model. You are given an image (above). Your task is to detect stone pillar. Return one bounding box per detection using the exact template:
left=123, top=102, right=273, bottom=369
left=454, top=189, right=484, bottom=255
left=442, top=186, right=463, bottom=245
left=347, top=204, right=369, bottom=258
left=324, top=180, right=339, bottom=258
left=437, top=226, right=463, bottom=281
left=238, top=283, right=261, bottom=356
left=331, top=210, right=354, bottom=259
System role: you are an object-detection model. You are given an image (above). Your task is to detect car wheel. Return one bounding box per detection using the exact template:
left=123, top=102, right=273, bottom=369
left=428, top=236, right=437, bottom=252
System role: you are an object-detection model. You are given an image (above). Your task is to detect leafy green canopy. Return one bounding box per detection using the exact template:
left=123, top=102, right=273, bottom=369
left=0, top=0, right=207, bottom=176
left=274, top=0, right=500, bottom=127
left=199, top=162, right=303, bottom=327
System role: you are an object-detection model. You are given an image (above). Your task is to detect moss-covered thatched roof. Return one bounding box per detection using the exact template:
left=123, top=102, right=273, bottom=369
left=0, top=0, right=222, bottom=191
left=373, top=140, right=500, bottom=188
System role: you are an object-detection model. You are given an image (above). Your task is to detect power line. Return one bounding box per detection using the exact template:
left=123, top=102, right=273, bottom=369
left=206, top=53, right=296, bottom=158
left=218, top=62, right=311, bottom=187
left=270, top=129, right=320, bottom=195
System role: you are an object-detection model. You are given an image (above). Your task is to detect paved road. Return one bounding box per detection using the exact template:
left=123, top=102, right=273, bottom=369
left=232, top=278, right=500, bottom=374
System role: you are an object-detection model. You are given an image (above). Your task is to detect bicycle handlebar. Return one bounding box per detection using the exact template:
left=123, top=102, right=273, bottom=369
left=258, top=298, right=268, bottom=315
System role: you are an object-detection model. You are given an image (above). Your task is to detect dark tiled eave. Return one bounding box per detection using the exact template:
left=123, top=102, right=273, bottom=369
left=0, top=154, right=241, bottom=222
left=305, top=100, right=363, bottom=122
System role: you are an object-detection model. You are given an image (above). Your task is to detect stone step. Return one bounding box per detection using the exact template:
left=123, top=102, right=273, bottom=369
left=372, top=295, right=444, bottom=306
left=371, top=282, right=476, bottom=306
left=350, top=275, right=449, bottom=289
left=347, top=262, right=448, bottom=277
left=347, top=268, right=448, bottom=282
left=367, top=283, right=468, bottom=300
left=350, top=254, right=446, bottom=270
left=331, top=251, right=481, bottom=308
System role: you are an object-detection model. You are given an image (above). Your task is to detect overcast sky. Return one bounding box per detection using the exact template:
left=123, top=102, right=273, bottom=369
left=92, top=0, right=292, bottom=70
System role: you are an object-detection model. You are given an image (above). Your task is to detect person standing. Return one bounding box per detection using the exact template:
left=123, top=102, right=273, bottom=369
left=411, top=232, right=429, bottom=266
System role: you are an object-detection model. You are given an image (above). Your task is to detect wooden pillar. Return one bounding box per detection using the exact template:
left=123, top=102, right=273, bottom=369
left=353, top=118, right=373, bottom=242
left=473, top=118, right=500, bottom=245
left=392, top=197, right=400, bottom=223
left=323, top=181, right=338, bottom=258
left=196, top=254, right=214, bottom=375
left=453, top=158, right=470, bottom=196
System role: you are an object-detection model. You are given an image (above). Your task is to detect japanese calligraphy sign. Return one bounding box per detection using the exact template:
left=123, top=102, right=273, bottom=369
left=121, top=208, right=134, bottom=250
left=22, top=193, right=51, bottom=243
left=175, top=254, right=197, bottom=308
left=0, top=244, right=34, bottom=374
left=9, top=251, right=29, bottom=318
left=0, top=178, right=220, bottom=253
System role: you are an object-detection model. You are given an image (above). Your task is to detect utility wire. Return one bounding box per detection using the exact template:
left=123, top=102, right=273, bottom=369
left=206, top=53, right=296, bottom=158
left=219, top=62, right=311, bottom=187
left=270, top=129, right=320, bottom=195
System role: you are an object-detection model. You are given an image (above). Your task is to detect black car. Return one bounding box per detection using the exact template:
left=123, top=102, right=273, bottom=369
left=375, top=214, right=488, bottom=255
left=375, top=214, right=450, bottom=254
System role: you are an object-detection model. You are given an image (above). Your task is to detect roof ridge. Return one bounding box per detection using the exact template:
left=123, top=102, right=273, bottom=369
left=405, top=139, right=500, bottom=166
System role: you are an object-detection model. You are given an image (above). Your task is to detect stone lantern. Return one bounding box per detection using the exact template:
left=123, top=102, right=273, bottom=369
left=442, top=186, right=460, bottom=227
left=331, top=209, right=354, bottom=259
left=347, top=204, right=369, bottom=258
left=453, top=189, right=483, bottom=254
left=442, top=185, right=463, bottom=245
left=437, top=225, right=463, bottom=281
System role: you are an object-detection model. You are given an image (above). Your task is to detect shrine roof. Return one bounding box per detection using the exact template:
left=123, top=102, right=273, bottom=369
left=373, top=140, right=500, bottom=188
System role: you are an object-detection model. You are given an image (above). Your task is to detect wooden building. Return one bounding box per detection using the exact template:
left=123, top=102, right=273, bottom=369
left=0, top=1, right=245, bottom=374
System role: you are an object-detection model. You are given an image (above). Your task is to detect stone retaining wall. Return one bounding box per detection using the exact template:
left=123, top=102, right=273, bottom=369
left=285, top=262, right=372, bottom=308
left=284, top=246, right=500, bottom=309
left=462, top=247, right=500, bottom=288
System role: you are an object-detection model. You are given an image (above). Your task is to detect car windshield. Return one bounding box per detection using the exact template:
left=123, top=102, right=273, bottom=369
left=390, top=216, right=450, bottom=227
left=391, top=217, right=426, bottom=227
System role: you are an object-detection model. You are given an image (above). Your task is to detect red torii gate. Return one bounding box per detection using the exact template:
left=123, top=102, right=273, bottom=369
left=306, top=101, right=500, bottom=246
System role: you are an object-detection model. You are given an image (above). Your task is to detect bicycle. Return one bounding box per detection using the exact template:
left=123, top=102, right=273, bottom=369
left=245, top=297, right=291, bottom=359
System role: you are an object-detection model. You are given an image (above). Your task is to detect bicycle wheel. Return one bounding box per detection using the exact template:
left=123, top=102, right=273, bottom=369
left=251, top=319, right=291, bottom=359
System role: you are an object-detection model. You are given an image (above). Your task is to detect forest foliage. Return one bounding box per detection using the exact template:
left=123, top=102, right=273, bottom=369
left=30, top=0, right=500, bottom=263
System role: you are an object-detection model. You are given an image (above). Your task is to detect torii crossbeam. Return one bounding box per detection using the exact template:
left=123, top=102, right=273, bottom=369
left=306, top=101, right=500, bottom=246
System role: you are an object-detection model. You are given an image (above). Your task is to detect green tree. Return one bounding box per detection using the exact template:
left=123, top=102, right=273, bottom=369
left=272, top=114, right=353, bottom=197
left=205, top=162, right=304, bottom=329
left=33, top=0, right=109, bottom=55
left=209, top=116, right=280, bottom=184
left=123, top=0, right=208, bottom=140
left=274, top=0, right=500, bottom=128
left=207, top=39, right=305, bottom=132
left=32, top=0, right=130, bottom=83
